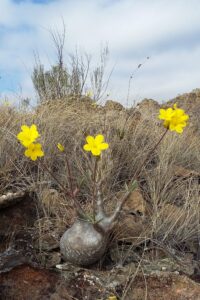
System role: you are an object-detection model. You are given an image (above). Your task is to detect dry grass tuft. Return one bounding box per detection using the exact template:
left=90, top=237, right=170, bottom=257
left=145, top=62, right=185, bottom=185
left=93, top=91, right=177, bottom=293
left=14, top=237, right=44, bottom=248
left=0, top=96, right=200, bottom=261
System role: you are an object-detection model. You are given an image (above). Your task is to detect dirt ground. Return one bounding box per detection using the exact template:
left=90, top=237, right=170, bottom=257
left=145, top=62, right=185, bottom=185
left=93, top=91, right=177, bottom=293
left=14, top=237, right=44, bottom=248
left=0, top=197, right=200, bottom=300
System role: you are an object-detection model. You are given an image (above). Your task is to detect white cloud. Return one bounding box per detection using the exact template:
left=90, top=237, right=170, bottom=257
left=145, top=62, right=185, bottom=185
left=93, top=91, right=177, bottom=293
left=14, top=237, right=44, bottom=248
left=1, top=0, right=200, bottom=105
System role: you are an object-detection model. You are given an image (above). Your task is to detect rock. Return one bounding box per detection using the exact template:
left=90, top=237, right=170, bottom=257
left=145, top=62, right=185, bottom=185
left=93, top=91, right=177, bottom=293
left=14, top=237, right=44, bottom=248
left=142, top=257, right=195, bottom=276
left=60, top=260, right=200, bottom=300
left=0, top=248, right=29, bottom=273
left=173, top=165, right=200, bottom=179
left=50, top=282, right=75, bottom=300
left=99, top=262, right=137, bottom=288
left=0, top=197, right=37, bottom=252
left=125, top=109, right=142, bottom=131
left=0, top=264, right=60, bottom=299
left=0, top=196, right=36, bottom=233
left=40, top=252, right=61, bottom=268
left=123, top=188, right=150, bottom=216
left=1, top=261, right=200, bottom=300
left=56, top=262, right=85, bottom=281
left=125, top=272, right=200, bottom=300
left=110, top=242, right=141, bottom=264
left=135, top=98, right=160, bottom=119
left=104, top=100, right=124, bottom=111
left=34, top=232, right=59, bottom=251
left=114, top=215, right=146, bottom=243
left=191, top=88, right=200, bottom=95
left=0, top=191, right=26, bottom=209
left=114, top=189, right=150, bottom=243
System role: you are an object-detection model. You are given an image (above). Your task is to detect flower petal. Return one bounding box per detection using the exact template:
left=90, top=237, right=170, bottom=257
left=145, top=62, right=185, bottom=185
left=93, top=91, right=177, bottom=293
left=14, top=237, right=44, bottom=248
left=57, top=143, right=65, bottom=152
left=24, top=148, right=32, bottom=158
left=86, top=136, right=95, bottom=145
left=99, top=142, right=109, bottom=150
left=159, top=105, right=189, bottom=134
left=95, top=134, right=104, bottom=144
left=21, top=125, right=29, bottom=132
left=21, top=139, right=32, bottom=147
left=17, top=132, right=25, bottom=141
left=169, top=123, right=176, bottom=131
left=17, top=124, right=40, bottom=147
left=24, top=143, right=44, bottom=160
left=83, top=144, right=91, bottom=151
left=91, top=148, right=101, bottom=156
left=159, top=109, right=167, bottom=119
left=30, top=124, right=37, bottom=131
left=175, top=126, right=183, bottom=133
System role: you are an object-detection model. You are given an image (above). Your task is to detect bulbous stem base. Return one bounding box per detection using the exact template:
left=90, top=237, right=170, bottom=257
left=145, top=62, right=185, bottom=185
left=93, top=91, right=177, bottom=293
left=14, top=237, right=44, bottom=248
left=60, top=219, right=108, bottom=266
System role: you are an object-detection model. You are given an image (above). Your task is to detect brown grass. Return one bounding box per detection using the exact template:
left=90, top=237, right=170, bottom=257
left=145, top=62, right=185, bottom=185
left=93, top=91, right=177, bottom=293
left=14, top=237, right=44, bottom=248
left=0, top=97, right=199, bottom=260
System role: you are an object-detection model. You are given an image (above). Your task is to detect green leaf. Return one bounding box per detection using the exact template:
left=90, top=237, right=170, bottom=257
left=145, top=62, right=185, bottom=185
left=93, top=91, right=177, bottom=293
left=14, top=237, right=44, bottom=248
left=128, top=180, right=138, bottom=192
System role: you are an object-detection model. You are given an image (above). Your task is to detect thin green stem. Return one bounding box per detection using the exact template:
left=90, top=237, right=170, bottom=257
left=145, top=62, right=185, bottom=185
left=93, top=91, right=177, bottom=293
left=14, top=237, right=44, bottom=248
left=92, top=157, right=99, bottom=220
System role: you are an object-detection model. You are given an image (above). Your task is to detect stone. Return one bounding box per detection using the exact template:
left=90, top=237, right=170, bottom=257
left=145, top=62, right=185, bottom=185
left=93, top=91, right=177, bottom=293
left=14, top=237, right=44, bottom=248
left=125, top=272, right=200, bottom=300
left=0, top=264, right=60, bottom=299
left=114, top=189, right=150, bottom=243
left=173, top=165, right=200, bottom=179
left=34, top=232, right=59, bottom=251
left=0, top=191, right=26, bottom=209
left=135, top=98, right=160, bottom=119
left=104, top=100, right=124, bottom=111
left=43, top=252, right=61, bottom=268
left=123, top=188, right=150, bottom=216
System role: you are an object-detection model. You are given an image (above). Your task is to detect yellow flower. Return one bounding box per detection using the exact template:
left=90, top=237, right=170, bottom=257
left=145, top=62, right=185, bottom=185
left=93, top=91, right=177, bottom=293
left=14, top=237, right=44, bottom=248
left=83, top=134, right=109, bottom=156
left=159, top=104, right=189, bottom=133
left=91, top=102, right=97, bottom=107
left=159, top=107, right=174, bottom=121
left=86, top=90, right=93, bottom=98
left=24, top=143, right=44, bottom=161
left=107, top=296, right=117, bottom=300
left=4, top=100, right=10, bottom=107
left=57, top=143, right=65, bottom=152
left=17, top=124, right=40, bottom=147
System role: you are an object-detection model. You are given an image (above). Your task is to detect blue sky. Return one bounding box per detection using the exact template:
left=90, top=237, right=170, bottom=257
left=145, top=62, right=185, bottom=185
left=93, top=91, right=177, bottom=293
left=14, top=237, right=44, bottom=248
left=13, top=0, right=52, bottom=3
left=1, top=0, right=200, bottom=105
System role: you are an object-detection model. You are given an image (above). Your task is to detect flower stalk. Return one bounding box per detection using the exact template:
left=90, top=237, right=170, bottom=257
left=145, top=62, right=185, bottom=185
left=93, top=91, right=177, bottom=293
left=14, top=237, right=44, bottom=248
left=92, top=157, right=99, bottom=220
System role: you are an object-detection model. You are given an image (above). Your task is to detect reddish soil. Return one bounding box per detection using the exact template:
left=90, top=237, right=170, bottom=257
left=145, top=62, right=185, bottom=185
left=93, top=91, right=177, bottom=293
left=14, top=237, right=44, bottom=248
left=126, top=272, right=200, bottom=300
left=0, top=264, right=60, bottom=300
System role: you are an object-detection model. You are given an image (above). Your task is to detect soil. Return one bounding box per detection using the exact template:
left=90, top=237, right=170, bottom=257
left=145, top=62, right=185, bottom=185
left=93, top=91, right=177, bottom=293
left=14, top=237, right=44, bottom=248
left=0, top=196, right=200, bottom=300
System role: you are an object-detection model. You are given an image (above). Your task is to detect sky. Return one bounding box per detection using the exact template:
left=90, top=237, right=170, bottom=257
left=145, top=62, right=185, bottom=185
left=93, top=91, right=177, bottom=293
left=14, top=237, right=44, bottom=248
left=0, top=0, right=200, bottom=106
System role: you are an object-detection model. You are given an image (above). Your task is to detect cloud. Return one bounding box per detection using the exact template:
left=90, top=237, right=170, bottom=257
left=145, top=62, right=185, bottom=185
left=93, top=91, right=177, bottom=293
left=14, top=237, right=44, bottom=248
left=1, top=0, right=200, bottom=105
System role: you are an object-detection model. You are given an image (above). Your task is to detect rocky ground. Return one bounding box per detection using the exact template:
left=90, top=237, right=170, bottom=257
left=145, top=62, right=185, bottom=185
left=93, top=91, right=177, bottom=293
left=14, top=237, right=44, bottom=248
left=1, top=188, right=200, bottom=299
